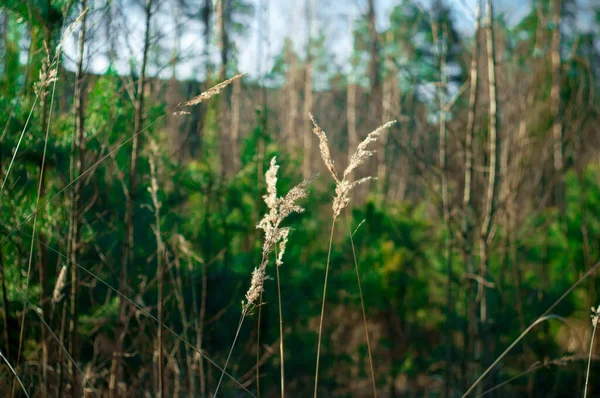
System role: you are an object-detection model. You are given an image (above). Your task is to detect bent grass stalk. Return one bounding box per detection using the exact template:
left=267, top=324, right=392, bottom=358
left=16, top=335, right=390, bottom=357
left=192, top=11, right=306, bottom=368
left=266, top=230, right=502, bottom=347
left=463, top=259, right=600, bottom=397
left=0, top=350, right=29, bottom=398
left=311, top=114, right=395, bottom=397
left=462, top=314, right=568, bottom=397
left=476, top=355, right=584, bottom=397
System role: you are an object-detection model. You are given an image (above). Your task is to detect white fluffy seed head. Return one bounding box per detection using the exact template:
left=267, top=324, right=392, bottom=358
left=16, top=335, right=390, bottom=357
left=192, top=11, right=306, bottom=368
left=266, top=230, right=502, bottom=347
left=244, top=157, right=310, bottom=311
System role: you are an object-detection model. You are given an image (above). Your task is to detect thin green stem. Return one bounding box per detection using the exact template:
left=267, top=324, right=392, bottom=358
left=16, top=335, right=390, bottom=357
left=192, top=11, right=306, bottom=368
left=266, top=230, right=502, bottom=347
left=314, top=220, right=336, bottom=398
left=345, top=209, right=376, bottom=397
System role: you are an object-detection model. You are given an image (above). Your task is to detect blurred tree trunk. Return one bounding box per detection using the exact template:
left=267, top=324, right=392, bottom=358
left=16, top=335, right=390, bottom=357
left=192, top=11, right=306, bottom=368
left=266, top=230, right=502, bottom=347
left=365, top=0, right=381, bottom=199
left=347, top=77, right=357, bottom=164
left=285, top=46, right=299, bottom=151
left=216, top=0, right=229, bottom=83
left=367, top=0, right=380, bottom=115
left=378, top=30, right=395, bottom=196
left=478, top=0, right=498, bottom=389
left=67, top=1, right=88, bottom=395
left=109, top=0, right=153, bottom=396
left=216, top=0, right=230, bottom=177
left=461, top=3, right=480, bottom=391
left=231, top=72, right=241, bottom=172
left=550, top=0, right=563, bottom=214
left=302, top=0, right=315, bottom=179
left=437, top=25, right=454, bottom=398
left=196, top=0, right=212, bottom=159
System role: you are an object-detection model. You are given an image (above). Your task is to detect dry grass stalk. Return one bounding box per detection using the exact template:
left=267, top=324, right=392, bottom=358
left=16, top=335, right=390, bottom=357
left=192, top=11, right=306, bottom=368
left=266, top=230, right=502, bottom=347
left=311, top=114, right=395, bottom=398
left=584, top=305, right=600, bottom=397
left=178, top=73, right=245, bottom=108
left=34, top=44, right=58, bottom=99
left=244, top=156, right=309, bottom=313
left=310, top=113, right=396, bottom=221
left=215, top=157, right=309, bottom=397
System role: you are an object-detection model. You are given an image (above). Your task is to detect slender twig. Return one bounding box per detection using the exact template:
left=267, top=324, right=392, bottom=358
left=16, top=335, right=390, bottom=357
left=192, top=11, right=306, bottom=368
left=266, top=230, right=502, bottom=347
left=345, top=209, right=376, bottom=397
left=314, top=220, right=336, bottom=398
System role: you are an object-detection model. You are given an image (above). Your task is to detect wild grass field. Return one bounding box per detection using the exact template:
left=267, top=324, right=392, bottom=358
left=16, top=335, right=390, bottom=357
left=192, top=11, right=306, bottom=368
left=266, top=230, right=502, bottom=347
left=1, top=0, right=600, bottom=397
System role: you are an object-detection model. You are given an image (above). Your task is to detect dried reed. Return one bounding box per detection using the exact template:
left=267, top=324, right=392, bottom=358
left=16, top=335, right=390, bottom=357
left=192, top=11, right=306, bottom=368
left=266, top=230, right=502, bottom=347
left=214, top=157, right=309, bottom=397
left=311, top=113, right=396, bottom=398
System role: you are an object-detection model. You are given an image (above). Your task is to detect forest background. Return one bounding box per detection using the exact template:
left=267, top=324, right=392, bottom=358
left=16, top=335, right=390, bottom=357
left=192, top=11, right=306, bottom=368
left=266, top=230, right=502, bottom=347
left=1, top=0, right=600, bottom=396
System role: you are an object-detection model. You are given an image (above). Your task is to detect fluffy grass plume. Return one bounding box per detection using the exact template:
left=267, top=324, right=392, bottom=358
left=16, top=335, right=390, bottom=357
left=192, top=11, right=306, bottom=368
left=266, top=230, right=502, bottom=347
left=310, top=113, right=396, bottom=220
left=244, top=156, right=309, bottom=312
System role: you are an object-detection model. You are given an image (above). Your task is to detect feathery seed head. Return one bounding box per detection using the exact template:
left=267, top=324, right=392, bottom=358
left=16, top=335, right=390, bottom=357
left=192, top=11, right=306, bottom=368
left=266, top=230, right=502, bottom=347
left=276, top=228, right=290, bottom=267
left=344, top=120, right=396, bottom=180
left=244, top=157, right=310, bottom=312
left=312, top=116, right=396, bottom=221
left=310, top=114, right=338, bottom=182
left=264, top=157, right=279, bottom=210
left=179, top=74, right=245, bottom=107
left=245, top=266, right=266, bottom=309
